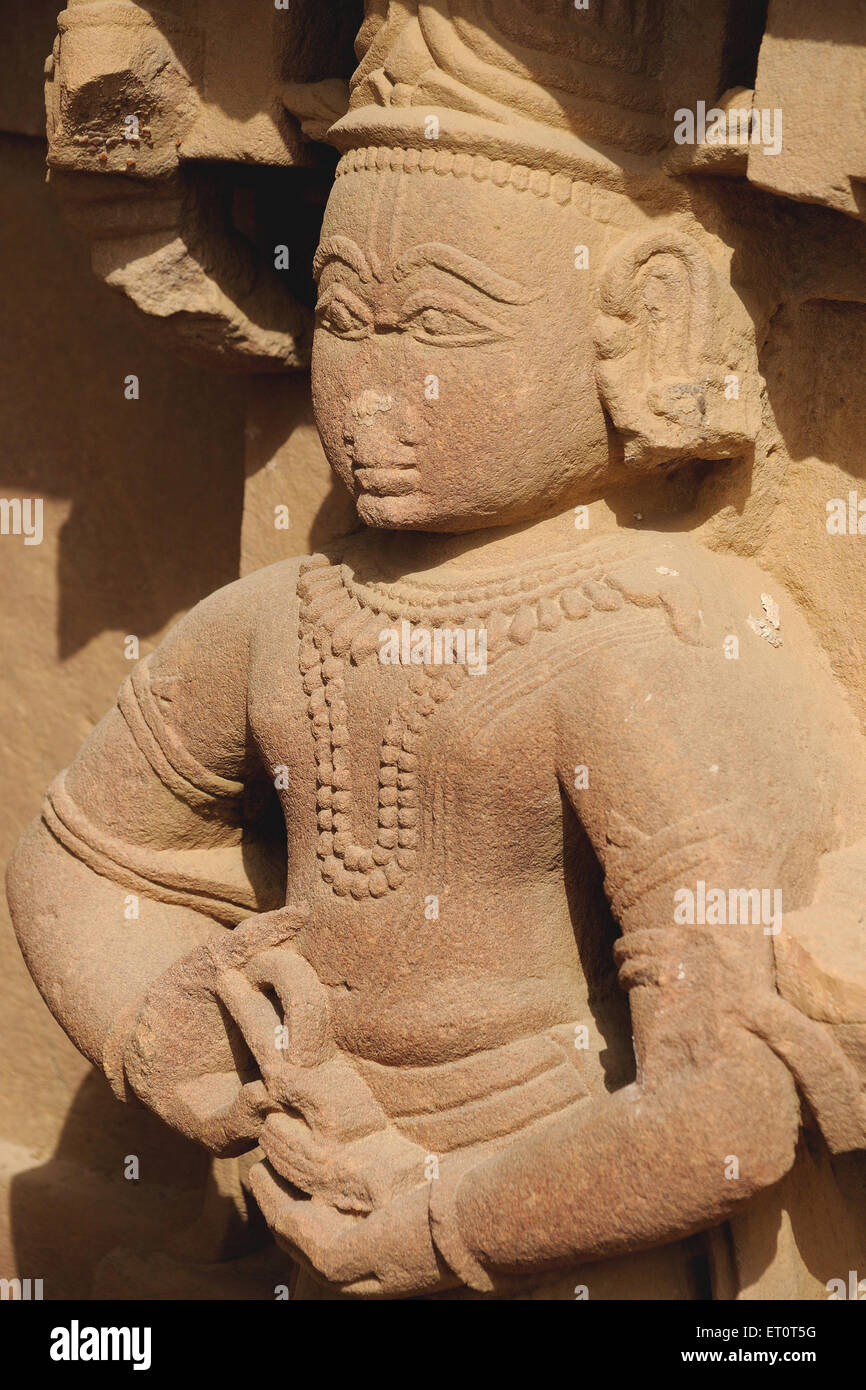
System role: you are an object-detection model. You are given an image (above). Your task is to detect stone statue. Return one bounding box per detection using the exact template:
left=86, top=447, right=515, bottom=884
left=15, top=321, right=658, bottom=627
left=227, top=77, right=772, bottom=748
left=8, top=1, right=866, bottom=1299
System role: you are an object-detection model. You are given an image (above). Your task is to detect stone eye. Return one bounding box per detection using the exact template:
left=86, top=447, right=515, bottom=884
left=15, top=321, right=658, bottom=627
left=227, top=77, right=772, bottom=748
left=418, top=308, right=454, bottom=335
left=315, top=286, right=372, bottom=340
left=402, top=294, right=508, bottom=347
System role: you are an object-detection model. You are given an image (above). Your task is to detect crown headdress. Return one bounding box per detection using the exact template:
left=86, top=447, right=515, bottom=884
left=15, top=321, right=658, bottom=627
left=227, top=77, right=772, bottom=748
left=312, top=1, right=737, bottom=192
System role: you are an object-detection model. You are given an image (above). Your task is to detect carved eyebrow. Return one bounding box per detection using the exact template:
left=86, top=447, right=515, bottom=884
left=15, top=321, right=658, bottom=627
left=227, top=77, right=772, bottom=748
left=313, top=236, right=375, bottom=284
left=391, top=243, right=538, bottom=304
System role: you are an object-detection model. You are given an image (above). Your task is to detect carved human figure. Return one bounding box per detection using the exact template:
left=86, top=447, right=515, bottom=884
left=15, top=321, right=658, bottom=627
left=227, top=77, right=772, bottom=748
left=9, top=3, right=866, bottom=1299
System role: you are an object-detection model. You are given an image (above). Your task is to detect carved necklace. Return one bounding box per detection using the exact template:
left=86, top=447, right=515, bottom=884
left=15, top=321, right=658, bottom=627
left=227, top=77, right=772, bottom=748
left=298, top=544, right=689, bottom=900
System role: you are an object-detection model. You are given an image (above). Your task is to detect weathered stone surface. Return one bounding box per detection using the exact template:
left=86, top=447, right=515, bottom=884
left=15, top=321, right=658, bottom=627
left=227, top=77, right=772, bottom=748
left=748, top=0, right=866, bottom=220
left=6, top=1, right=866, bottom=1303
left=0, top=129, right=249, bottom=1296
left=43, top=0, right=360, bottom=370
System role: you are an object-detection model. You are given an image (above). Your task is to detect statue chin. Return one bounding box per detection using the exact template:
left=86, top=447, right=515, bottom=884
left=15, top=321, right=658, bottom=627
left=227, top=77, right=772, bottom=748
left=354, top=489, right=470, bottom=532
left=355, top=491, right=427, bottom=529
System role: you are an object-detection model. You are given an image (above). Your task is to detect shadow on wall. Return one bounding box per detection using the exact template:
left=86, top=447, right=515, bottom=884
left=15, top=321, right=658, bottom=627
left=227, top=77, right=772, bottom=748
left=0, top=134, right=246, bottom=658
left=0, top=130, right=247, bottom=1298
left=9, top=1070, right=292, bottom=1300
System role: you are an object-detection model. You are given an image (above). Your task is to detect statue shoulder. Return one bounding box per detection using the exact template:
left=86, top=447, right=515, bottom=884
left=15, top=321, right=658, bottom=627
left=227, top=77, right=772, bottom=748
left=587, top=532, right=804, bottom=660
left=189, top=551, right=334, bottom=647
left=598, top=534, right=708, bottom=647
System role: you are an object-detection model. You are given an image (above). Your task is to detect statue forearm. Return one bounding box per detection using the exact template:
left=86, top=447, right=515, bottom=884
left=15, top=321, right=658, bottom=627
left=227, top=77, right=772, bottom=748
left=446, top=1033, right=799, bottom=1283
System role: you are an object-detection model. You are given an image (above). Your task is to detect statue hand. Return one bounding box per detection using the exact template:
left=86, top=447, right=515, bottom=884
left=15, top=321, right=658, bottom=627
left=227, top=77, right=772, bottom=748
left=248, top=1162, right=457, bottom=1298
left=213, top=948, right=431, bottom=1206
left=256, top=1108, right=430, bottom=1214
left=123, top=905, right=427, bottom=1183
left=122, top=905, right=312, bottom=1154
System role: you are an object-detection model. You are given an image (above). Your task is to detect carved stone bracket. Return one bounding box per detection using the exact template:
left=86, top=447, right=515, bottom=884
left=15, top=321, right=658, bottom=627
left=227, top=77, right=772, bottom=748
left=44, top=0, right=360, bottom=371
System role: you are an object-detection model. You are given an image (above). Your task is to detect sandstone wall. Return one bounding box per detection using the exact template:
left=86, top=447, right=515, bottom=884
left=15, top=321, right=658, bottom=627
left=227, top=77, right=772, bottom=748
left=0, top=6, right=340, bottom=1297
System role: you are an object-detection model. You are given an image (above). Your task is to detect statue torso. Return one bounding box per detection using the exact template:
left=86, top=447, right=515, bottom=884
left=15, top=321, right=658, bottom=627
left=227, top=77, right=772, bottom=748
left=243, top=525, right=863, bottom=1164
left=245, top=529, right=719, bottom=1107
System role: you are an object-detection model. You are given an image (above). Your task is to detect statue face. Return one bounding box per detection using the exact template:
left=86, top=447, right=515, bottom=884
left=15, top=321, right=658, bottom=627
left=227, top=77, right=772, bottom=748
left=311, top=163, right=614, bottom=532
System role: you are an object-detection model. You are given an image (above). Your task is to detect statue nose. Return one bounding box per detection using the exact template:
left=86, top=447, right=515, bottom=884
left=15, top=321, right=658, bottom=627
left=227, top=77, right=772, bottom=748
left=351, top=389, right=393, bottom=426
left=344, top=395, right=423, bottom=450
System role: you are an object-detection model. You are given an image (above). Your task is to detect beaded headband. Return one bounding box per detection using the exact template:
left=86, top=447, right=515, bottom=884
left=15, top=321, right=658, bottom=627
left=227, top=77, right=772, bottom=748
left=331, top=143, right=686, bottom=231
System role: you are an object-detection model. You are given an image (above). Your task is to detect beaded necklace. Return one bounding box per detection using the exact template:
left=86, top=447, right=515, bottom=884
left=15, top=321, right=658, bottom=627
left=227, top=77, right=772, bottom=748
left=297, top=543, right=686, bottom=900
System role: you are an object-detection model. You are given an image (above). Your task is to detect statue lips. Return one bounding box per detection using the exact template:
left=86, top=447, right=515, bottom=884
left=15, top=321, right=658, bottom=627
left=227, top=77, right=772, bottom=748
left=354, top=465, right=422, bottom=496
left=353, top=443, right=421, bottom=496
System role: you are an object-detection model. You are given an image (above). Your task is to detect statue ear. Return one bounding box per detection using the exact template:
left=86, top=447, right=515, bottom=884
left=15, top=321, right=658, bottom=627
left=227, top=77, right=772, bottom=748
left=595, top=230, right=760, bottom=469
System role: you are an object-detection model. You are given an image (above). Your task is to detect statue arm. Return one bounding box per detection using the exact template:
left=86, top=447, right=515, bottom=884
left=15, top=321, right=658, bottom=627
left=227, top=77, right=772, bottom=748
left=442, top=1022, right=798, bottom=1282
left=435, top=604, right=826, bottom=1285
left=6, top=567, right=288, bottom=1094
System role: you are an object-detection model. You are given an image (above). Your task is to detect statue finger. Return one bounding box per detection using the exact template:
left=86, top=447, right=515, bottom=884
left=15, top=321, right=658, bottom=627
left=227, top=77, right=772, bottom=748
left=214, top=967, right=287, bottom=1084
left=244, top=948, right=332, bottom=1066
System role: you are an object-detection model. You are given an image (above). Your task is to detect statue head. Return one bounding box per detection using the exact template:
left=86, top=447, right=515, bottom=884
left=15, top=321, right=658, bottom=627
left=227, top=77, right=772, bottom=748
left=307, top=3, right=761, bottom=532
